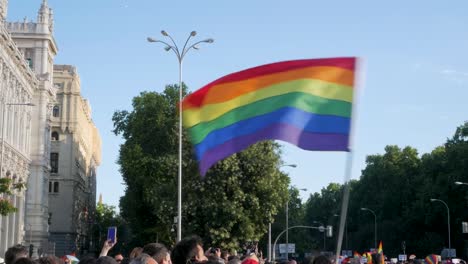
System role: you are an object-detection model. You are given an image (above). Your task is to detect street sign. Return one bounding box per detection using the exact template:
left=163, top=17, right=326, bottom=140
left=441, top=248, right=456, bottom=258
left=342, top=250, right=353, bottom=257
left=279, top=243, right=295, bottom=254
left=398, top=255, right=407, bottom=261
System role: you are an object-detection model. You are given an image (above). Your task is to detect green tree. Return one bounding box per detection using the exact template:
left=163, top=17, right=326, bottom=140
left=92, top=203, right=128, bottom=255
left=304, top=183, right=343, bottom=252
left=0, top=177, right=25, bottom=215
left=113, top=84, right=289, bottom=250
left=300, top=122, right=468, bottom=258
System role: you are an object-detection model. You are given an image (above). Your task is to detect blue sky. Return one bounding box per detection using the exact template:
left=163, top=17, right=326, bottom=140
left=8, top=1, right=468, bottom=207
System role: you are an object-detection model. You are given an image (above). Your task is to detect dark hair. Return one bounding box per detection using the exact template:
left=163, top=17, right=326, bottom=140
left=97, top=257, right=118, bottom=264
left=5, top=245, right=28, bottom=264
left=12, top=258, right=36, bottom=264
left=120, top=259, right=131, bottom=264
left=227, top=257, right=241, bottom=264
left=142, top=243, right=168, bottom=264
left=171, top=235, right=204, bottom=264
left=78, top=256, right=97, bottom=264
left=206, top=256, right=224, bottom=264
left=37, top=256, right=63, bottom=264
left=312, top=256, right=331, bottom=264
left=130, top=254, right=154, bottom=264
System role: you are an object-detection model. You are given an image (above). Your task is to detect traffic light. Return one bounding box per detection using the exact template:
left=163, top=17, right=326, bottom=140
left=29, top=244, right=34, bottom=258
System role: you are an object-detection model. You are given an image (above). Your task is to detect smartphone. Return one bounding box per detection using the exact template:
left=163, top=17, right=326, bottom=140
left=107, top=226, right=117, bottom=244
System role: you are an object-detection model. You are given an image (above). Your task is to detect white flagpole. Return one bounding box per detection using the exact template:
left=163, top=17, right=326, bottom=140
left=335, top=57, right=365, bottom=263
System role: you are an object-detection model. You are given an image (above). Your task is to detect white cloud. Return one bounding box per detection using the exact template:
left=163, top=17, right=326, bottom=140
left=440, top=69, right=468, bottom=77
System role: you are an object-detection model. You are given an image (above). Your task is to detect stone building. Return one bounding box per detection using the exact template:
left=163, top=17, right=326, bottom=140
left=0, top=0, right=37, bottom=255
left=0, top=0, right=101, bottom=256
left=5, top=0, right=58, bottom=255
left=49, top=65, right=101, bottom=256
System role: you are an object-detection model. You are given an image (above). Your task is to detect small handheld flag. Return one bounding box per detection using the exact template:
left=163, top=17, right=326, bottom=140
left=425, top=254, right=438, bottom=264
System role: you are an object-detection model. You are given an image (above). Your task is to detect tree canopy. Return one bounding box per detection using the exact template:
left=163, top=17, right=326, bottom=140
left=113, top=84, right=289, bottom=250
left=302, top=122, right=468, bottom=258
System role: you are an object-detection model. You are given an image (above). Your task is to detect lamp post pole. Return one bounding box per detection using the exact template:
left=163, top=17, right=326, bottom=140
left=334, top=214, right=348, bottom=250
left=0, top=102, right=35, bottom=177
left=430, top=198, right=451, bottom=250
left=313, top=221, right=326, bottom=250
left=361, top=207, right=377, bottom=249
left=283, top=164, right=299, bottom=260
left=147, top=31, right=213, bottom=242
left=268, top=164, right=297, bottom=262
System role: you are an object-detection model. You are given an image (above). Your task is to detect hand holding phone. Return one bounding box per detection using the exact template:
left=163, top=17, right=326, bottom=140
left=100, top=227, right=117, bottom=257
left=107, top=226, right=117, bottom=244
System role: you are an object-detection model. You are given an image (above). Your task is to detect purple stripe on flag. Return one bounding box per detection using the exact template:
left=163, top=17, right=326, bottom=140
left=199, top=123, right=349, bottom=175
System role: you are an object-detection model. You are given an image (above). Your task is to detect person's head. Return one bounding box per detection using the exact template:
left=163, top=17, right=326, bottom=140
left=78, top=256, right=97, bottom=264
left=130, top=248, right=143, bottom=260
left=12, top=258, right=35, bottom=264
left=312, top=256, right=331, bottom=264
left=130, top=254, right=157, bottom=264
left=5, top=245, right=28, bottom=264
left=241, top=255, right=258, bottom=264
left=227, top=257, right=241, bottom=264
left=220, top=252, right=229, bottom=262
left=171, top=235, right=204, bottom=264
left=142, top=243, right=170, bottom=264
left=115, top=255, right=124, bottom=263
left=206, top=256, right=224, bottom=264
left=97, top=257, right=118, bottom=264
left=37, top=256, right=63, bottom=264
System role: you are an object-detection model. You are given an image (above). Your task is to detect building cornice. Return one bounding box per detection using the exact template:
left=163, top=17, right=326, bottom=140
left=0, top=21, right=39, bottom=89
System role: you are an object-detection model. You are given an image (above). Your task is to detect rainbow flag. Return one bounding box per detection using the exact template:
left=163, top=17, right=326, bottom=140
left=182, top=57, right=357, bottom=175
left=365, top=252, right=373, bottom=264
left=425, top=254, right=438, bottom=264
left=377, top=241, right=384, bottom=264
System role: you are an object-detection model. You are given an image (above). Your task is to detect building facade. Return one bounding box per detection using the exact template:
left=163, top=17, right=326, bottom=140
left=6, top=0, right=58, bottom=255
left=49, top=65, right=101, bottom=256
left=0, top=0, right=101, bottom=257
left=0, top=0, right=39, bottom=256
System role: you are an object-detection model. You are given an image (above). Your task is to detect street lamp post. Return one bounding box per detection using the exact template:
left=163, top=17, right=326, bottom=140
left=334, top=214, right=348, bottom=250
left=286, top=184, right=306, bottom=260
left=147, top=31, right=213, bottom=242
left=268, top=164, right=297, bottom=262
left=0, top=102, right=35, bottom=177
left=313, top=221, right=326, bottom=251
left=283, top=164, right=298, bottom=260
left=267, top=164, right=297, bottom=262
left=430, top=198, right=451, bottom=250
left=361, top=207, right=377, bottom=249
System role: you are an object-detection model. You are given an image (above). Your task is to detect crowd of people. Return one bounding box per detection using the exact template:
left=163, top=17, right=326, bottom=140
left=2, top=236, right=331, bottom=264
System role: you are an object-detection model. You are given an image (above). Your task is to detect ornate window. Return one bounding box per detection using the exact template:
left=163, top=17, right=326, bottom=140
left=49, top=182, right=59, bottom=193
left=26, top=58, right=33, bottom=69
left=52, top=105, right=60, bottom=117
left=51, top=131, right=59, bottom=141
left=50, top=153, right=59, bottom=173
